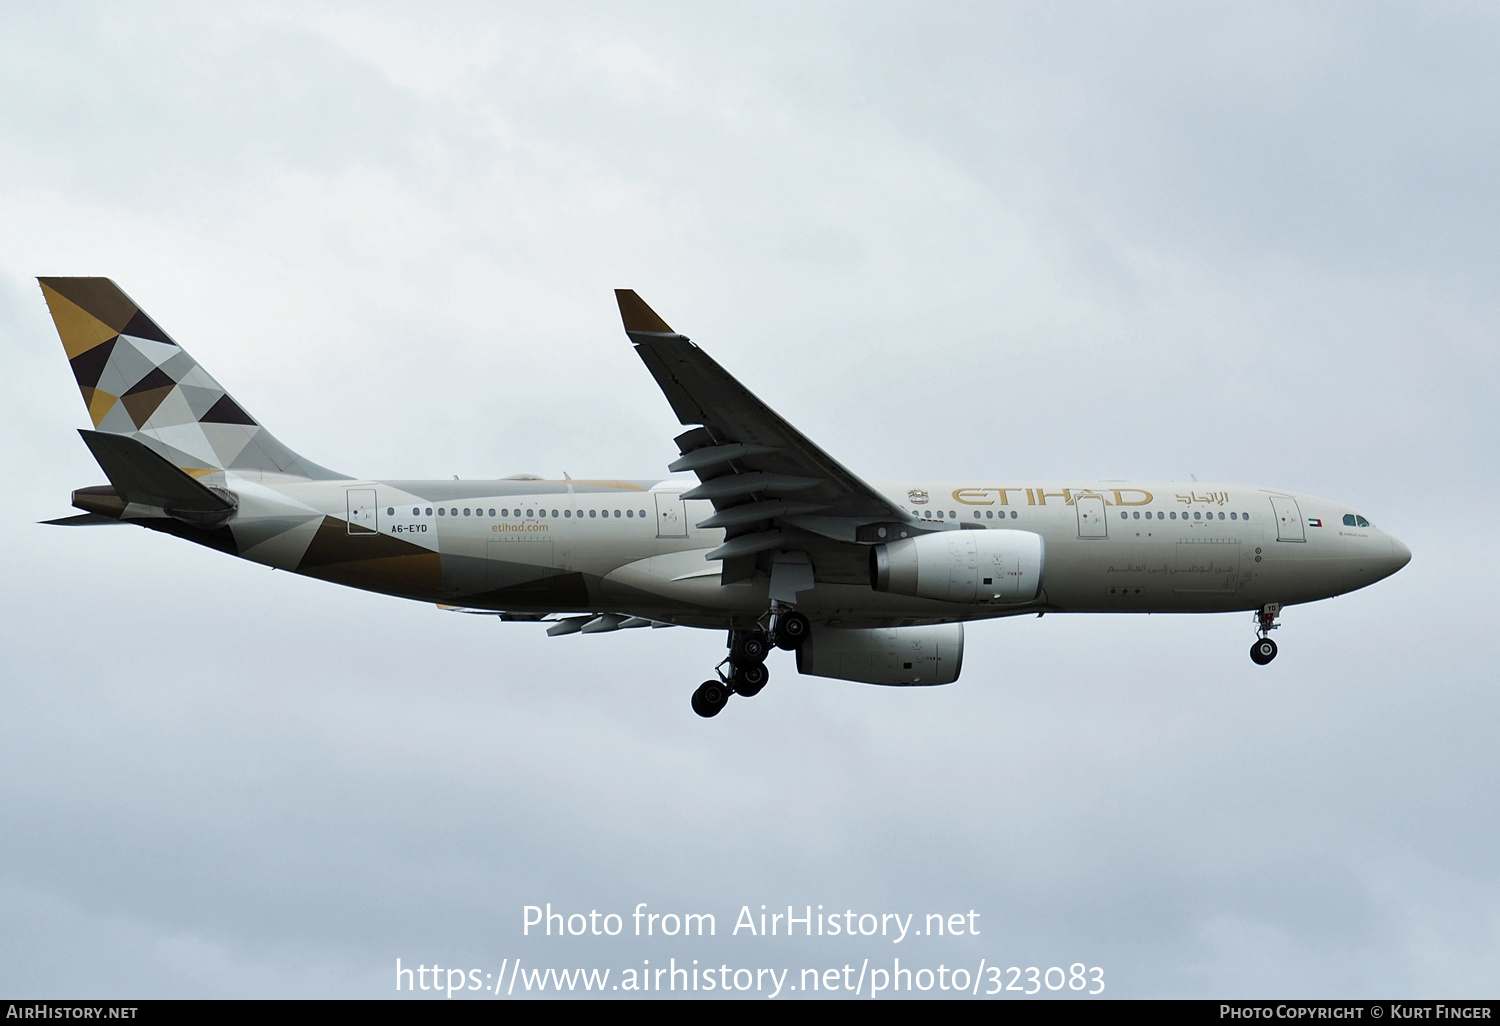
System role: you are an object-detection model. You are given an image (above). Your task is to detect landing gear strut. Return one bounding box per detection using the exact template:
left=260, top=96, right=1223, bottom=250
left=1250, top=603, right=1281, bottom=665
left=688, top=612, right=810, bottom=718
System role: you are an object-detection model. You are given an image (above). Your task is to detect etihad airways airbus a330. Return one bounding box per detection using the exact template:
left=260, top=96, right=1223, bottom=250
left=40, top=278, right=1411, bottom=717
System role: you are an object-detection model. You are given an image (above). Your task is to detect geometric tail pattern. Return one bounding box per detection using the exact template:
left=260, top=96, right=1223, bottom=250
left=39, top=277, right=345, bottom=481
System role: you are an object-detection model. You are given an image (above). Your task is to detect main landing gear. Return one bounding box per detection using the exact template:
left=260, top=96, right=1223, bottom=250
left=1250, top=603, right=1281, bottom=665
left=691, top=612, right=811, bottom=718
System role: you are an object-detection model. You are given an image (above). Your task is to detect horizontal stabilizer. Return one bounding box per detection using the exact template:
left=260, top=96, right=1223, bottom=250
left=40, top=513, right=126, bottom=527
left=79, top=430, right=237, bottom=526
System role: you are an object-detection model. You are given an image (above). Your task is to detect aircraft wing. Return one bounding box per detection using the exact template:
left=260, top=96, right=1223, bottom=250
left=616, top=290, right=930, bottom=584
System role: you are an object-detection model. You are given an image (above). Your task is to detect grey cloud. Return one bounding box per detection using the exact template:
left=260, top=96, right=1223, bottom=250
left=1, top=1, right=1496, bottom=998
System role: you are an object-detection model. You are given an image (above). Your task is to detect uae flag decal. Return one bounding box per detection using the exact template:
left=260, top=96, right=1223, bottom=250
left=1308, top=518, right=1323, bottom=527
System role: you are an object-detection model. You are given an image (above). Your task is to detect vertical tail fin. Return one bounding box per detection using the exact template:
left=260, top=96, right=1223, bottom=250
left=39, top=277, right=344, bottom=480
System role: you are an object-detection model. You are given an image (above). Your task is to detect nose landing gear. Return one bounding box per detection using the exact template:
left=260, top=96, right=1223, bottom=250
left=1250, top=603, right=1281, bottom=665
left=1250, top=637, right=1278, bottom=665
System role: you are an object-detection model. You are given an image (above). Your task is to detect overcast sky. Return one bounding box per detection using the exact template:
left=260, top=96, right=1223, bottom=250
left=2, top=1, right=1497, bottom=999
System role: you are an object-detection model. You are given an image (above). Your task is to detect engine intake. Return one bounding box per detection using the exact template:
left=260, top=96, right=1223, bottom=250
left=871, top=529, right=1044, bottom=604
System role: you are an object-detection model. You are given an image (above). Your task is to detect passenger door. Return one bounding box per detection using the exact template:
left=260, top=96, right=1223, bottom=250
left=346, top=488, right=378, bottom=535
left=655, top=492, right=688, bottom=538
left=1269, top=496, right=1305, bottom=542
left=1075, top=494, right=1108, bottom=538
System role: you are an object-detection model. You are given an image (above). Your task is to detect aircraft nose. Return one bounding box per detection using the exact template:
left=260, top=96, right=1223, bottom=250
left=1388, top=535, right=1412, bottom=573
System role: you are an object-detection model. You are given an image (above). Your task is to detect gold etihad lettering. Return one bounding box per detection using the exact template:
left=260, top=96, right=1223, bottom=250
left=1174, top=490, right=1230, bottom=506
left=952, top=487, right=1157, bottom=507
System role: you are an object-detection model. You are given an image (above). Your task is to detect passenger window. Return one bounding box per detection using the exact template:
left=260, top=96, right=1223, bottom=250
left=425, top=508, right=433, bottom=516
left=1218, top=512, right=1225, bottom=520
left=626, top=509, right=633, bottom=518
left=412, top=508, right=419, bottom=516
left=1170, top=511, right=1177, bottom=519
left=386, top=507, right=394, bottom=516
left=1010, top=511, right=1017, bottom=519
left=589, top=510, right=596, bottom=518
left=985, top=510, right=993, bottom=519
left=949, top=511, right=957, bottom=518
left=489, top=508, right=495, bottom=517
left=463, top=508, right=470, bottom=516
left=1120, top=512, right=1128, bottom=520
left=438, top=508, right=446, bottom=516
left=1230, top=512, right=1237, bottom=520
left=614, top=510, right=621, bottom=517
left=1194, top=512, right=1201, bottom=520
left=924, top=510, right=932, bottom=519
left=1243, top=512, right=1250, bottom=520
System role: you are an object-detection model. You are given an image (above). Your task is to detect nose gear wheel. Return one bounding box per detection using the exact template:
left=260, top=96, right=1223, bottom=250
left=1250, top=637, right=1278, bottom=665
left=1250, top=603, right=1282, bottom=665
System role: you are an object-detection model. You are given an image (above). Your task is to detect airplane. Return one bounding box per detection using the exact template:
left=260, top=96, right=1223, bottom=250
left=38, top=277, right=1412, bottom=717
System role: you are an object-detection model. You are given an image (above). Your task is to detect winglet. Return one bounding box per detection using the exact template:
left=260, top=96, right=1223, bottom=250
left=614, top=289, right=675, bottom=334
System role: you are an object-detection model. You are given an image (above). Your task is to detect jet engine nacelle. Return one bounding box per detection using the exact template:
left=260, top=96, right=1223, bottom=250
left=871, top=529, right=1044, bottom=604
left=796, top=624, right=964, bottom=686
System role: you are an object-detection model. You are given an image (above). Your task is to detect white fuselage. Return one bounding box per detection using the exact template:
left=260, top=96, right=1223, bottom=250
left=230, top=475, right=1411, bottom=630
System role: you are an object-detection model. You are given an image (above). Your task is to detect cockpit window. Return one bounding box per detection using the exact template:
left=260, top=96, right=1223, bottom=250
left=1356, top=515, right=1370, bottom=527
left=1343, top=514, right=1372, bottom=528
left=1343, top=514, right=1357, bottom=526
